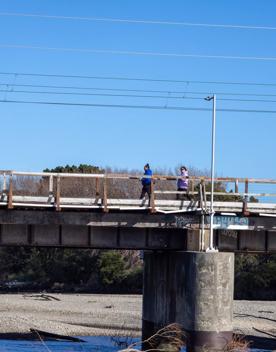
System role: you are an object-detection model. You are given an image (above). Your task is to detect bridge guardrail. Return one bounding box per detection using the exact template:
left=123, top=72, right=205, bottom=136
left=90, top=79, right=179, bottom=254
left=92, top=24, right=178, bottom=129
left=1, top=170, right=276, bottom=212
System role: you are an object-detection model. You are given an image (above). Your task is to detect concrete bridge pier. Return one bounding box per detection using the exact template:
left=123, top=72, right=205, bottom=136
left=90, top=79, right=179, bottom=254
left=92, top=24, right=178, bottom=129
left=142, top=250, right=234, bottom=351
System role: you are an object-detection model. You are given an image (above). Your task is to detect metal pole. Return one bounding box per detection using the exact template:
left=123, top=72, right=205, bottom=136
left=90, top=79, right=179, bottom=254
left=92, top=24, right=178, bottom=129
left=205, top=95, right=218, bottom=252
left=209, top=95, right=216, bottom=251
left=200, top=214, right=205, bottom=251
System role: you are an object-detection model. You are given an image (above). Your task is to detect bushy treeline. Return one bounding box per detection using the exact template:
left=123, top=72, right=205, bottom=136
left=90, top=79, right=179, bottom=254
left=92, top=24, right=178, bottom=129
left=235, top=254, right=276, bottom=300
left=0, top=248, right=275, bottom=299
left=0, top=248, right=143, bottom=293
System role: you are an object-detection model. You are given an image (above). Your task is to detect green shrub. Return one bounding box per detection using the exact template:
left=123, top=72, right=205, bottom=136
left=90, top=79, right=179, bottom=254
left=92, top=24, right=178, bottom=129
left=98, top=251, right=127, bottom=287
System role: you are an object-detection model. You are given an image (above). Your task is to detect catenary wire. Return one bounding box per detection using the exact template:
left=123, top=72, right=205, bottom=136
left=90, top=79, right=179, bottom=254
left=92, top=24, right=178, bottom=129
left=2, top=88, right=276, bottom=103
left=1, top=99, right=276, bottom=114
left=1, top=44, right=276, bottom=62
left=1, top=12, right=276, bottom=31
left=0, top=89, right=202, bottom=100
left=1, top=83, right=276, bottom=98
left=0, top=71, right=276, bottom=87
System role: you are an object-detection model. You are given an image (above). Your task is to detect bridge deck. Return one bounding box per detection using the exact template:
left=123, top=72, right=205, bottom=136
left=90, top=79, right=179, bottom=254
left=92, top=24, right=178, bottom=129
left=1, top=195, right=276, bottom=215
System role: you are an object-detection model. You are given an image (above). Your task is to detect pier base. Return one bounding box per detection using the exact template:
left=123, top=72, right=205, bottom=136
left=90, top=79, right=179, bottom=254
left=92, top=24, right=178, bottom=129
left=142, top=251, right=234, bottom=351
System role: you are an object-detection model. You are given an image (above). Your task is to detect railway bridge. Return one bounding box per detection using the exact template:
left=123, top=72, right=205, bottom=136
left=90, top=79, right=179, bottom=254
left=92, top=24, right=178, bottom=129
left=0, top=170, right=276, bottom=351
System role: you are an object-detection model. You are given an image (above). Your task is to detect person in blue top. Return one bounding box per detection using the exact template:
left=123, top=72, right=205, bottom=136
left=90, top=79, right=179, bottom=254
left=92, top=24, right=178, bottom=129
left=140, top=163, right=152, bottom=200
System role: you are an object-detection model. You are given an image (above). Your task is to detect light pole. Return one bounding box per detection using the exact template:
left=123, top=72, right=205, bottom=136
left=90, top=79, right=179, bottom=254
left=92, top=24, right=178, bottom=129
left=205, top=95, right=218, bottom=252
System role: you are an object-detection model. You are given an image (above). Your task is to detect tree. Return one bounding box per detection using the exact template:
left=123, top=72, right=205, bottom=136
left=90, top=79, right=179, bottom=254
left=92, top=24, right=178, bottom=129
left=98, top=251, right=127, bottom=288
left=44, top=164, right=104, bottom=174
left=235, top=254, right=276, bottom=300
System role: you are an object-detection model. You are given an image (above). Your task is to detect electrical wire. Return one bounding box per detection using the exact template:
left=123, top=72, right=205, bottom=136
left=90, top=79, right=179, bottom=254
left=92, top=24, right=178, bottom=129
left=1, top=71, right=275, bottom=87
left=2, top=83, right=276, bottom=99
left=2, top=88, right=276, bottom=103
left=1, top=12, right=276, bottom=31
left=0, top=88, right=200, bottom=100
left=1, top=98, right=276, bottom=114
left=1, top=83, right=276, bottom=98
left=1, top=44, right=276, bottom=62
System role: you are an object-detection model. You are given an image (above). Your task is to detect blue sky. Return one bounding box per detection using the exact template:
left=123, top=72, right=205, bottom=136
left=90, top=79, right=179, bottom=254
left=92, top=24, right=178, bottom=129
left=0, top=0, right=276, bottom=178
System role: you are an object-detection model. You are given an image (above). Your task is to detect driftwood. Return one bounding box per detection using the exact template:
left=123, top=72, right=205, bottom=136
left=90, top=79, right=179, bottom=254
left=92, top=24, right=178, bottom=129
left=24, top=294, right=61, bottom=301
left=252, top=327, right=276, bottom=339
left=30, top=328, right=86, bottom=342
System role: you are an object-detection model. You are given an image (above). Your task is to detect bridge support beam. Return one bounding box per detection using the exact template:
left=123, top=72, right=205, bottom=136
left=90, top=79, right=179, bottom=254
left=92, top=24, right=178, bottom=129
left=142, top=251, right=234, bottom=351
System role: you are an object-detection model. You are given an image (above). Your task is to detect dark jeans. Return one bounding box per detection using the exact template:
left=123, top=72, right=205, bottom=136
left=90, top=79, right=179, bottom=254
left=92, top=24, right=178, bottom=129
left=140, top=184, right=151, bottom=200
left=176, top=187, right=190, bottom=200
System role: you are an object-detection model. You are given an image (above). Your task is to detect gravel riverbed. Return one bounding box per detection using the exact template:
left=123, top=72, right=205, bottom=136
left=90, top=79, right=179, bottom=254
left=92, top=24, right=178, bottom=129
left=0, top=294, right=275, bottom=342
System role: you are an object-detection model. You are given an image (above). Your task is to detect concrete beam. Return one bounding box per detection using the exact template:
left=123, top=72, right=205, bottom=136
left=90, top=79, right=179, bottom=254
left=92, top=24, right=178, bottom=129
left=0, top=210, right=275, bottom=252
left=0, top=224, right=187, bottom=250
left=0, top=209, right=186, bottom=228
left=33, top=225, right=60, bottom=246
left=1, top=224, right=29, bottom=245
left=1, top=209, right=276, bottom=232
left=239, top=231, right=266, bottom=251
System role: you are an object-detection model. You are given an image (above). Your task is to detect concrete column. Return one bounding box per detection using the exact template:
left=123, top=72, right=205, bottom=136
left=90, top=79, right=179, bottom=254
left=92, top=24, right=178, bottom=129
left=142, top=251, right=234, bottom=351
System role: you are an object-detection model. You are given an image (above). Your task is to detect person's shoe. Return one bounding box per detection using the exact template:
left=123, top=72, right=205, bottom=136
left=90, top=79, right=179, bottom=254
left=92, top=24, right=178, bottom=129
left=140, top=198, right=146, bottom=206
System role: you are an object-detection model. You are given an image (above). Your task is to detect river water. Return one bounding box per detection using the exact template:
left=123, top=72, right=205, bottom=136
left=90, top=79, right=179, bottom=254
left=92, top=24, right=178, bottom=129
left=0, top=336, right=273, bottom=352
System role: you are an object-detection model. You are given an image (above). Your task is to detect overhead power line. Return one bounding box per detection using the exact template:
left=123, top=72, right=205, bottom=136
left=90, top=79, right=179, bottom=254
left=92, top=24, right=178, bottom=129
left=1, top=82, right=276, bottom=97
left=0, top=12, right=276, bottom=31
left=2, top=88, right=276, bottom=103
left=0, top=82, right=219, bottom=95
left=1, top=99, right=276, bottom=114
left=1, top=71, right=276, bottom=87
left=1, top=44, right=276, bottom=62
left=0, top=88, right=201, bottom=100
left=2, top=83, right=276, bottom=99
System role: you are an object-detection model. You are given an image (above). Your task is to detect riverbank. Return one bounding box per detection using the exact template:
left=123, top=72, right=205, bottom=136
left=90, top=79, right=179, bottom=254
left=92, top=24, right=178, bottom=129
left=0, top=294, right=275, bottom=349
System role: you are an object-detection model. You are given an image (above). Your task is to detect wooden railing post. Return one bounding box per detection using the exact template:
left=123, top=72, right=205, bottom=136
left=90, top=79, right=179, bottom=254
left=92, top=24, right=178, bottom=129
left=95, top=177, right=100, bottom=204
left=56, top=175, right=61, bottom=211
left=150, top=177, right=156, bottom=213
left=245, top=179, right=249, bottom=199
left=243, top=179, right=249, bottom=214
left=8, top=174, right=13, bottom=209
left=48, top=175, right=54, bottom=203
left=103, top=175, right=108, bottom=212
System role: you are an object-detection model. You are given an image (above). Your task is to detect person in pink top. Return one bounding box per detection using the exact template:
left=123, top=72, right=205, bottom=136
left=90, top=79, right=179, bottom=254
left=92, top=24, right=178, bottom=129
left=176, top=166, right=189, bottom=200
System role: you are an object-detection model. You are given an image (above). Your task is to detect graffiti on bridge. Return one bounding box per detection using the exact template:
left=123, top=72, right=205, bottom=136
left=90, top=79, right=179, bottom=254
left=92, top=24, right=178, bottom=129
left=174, top=215, right=199, bottom=228
left=210, top=216, right=249, bottom=230
left=174, top=214, right=249, bottom=230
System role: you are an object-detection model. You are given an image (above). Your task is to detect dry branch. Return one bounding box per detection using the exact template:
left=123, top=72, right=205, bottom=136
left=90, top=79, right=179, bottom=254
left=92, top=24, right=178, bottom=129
left=119, top=323, right=185, bottom=352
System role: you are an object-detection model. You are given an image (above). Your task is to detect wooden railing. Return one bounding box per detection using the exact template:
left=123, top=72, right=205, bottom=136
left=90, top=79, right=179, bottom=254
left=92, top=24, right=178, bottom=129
left=1, top=170, right=276, bottom=212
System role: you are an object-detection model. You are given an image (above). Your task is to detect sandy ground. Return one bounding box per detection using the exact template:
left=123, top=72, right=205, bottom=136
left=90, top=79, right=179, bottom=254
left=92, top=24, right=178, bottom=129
left=0, top=294, right=275, bottom=342
left=0, top=293, right=141, bottom=337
